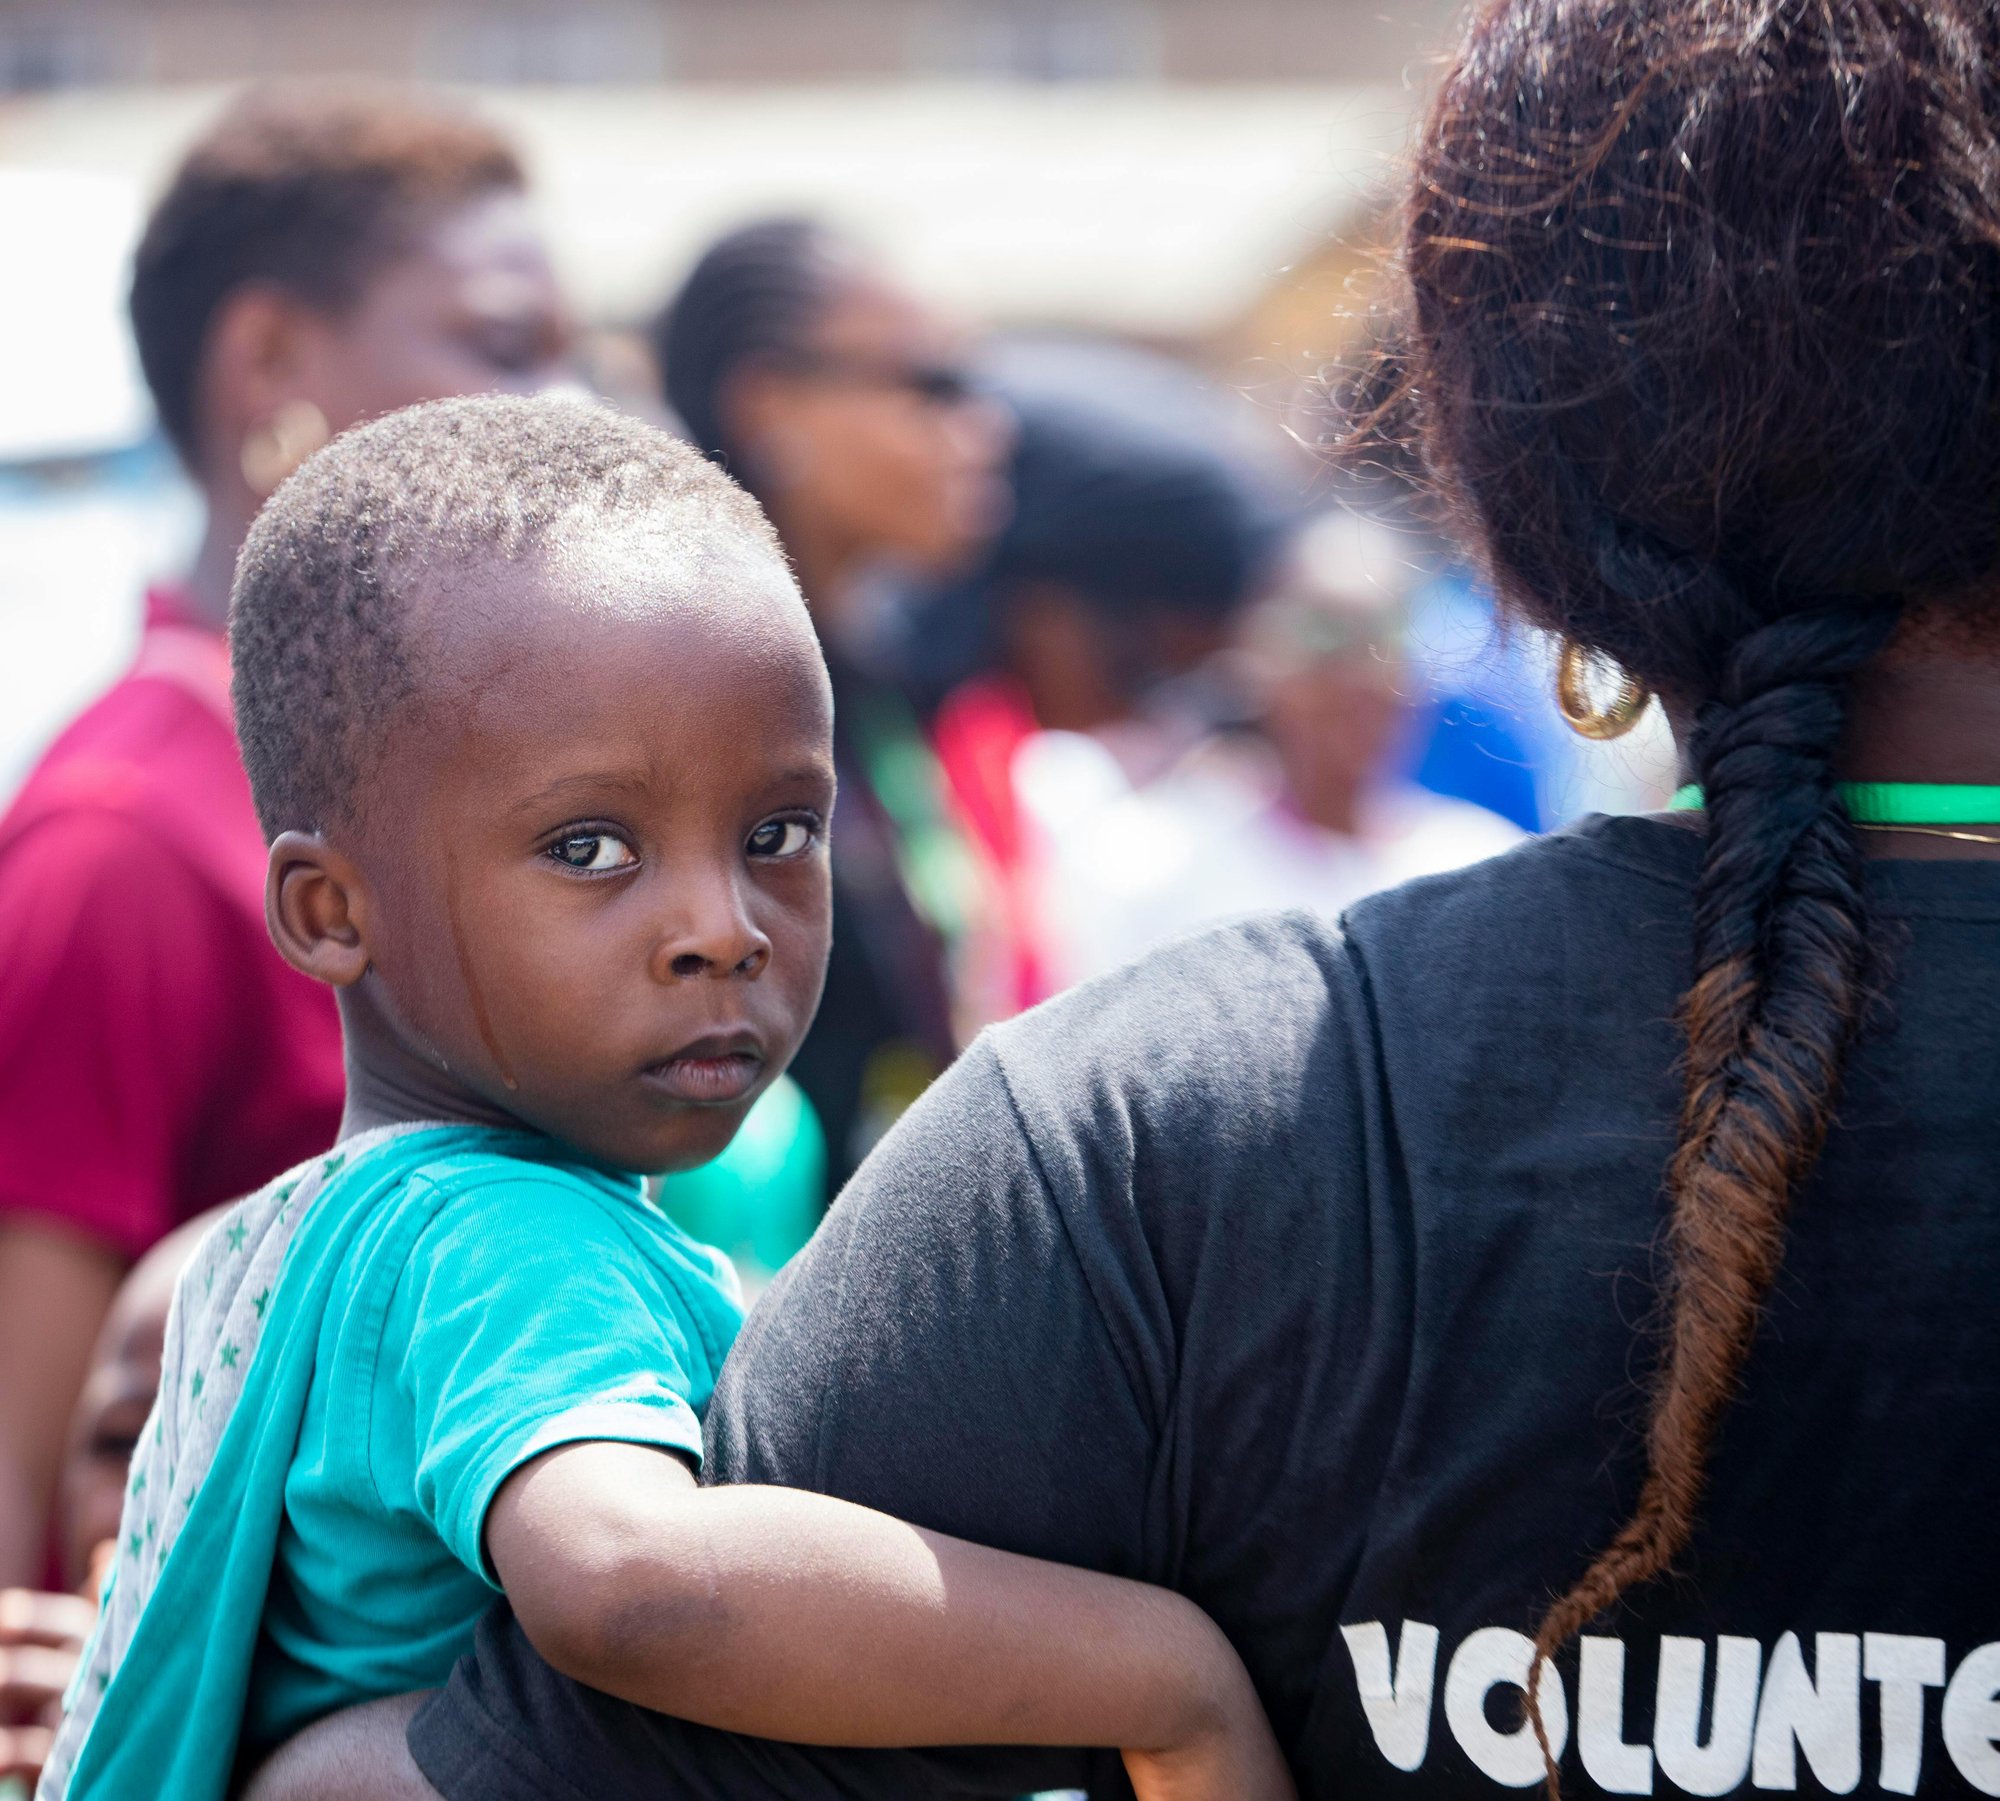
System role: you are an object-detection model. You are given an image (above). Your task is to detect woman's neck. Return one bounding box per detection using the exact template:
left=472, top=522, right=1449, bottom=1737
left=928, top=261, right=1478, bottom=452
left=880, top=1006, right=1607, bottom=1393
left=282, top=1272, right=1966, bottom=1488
left=765, top=503, right=868, bottom=636
left=181, top=482, right=263, bottom=630
left=1664, top=634, right=2000, bottom=858
left=1843, top=640, right=2000, bottom=787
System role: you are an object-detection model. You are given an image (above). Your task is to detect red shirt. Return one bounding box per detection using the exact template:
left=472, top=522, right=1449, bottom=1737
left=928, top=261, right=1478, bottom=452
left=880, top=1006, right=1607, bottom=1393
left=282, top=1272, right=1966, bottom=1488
left=0, top=588, right=344, bottom=1259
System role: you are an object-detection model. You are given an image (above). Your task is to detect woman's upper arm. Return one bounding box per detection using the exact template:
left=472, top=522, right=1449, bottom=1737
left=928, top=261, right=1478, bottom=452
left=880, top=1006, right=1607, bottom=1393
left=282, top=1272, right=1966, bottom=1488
left=0, top=1225, right=124, bottom=1584
left=708, top=1037, right=1161, bottom=1575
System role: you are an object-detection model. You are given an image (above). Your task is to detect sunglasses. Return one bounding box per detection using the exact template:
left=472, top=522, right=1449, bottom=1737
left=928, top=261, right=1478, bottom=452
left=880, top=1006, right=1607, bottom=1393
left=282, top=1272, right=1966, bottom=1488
left=776, top=351, right=982, bottom=407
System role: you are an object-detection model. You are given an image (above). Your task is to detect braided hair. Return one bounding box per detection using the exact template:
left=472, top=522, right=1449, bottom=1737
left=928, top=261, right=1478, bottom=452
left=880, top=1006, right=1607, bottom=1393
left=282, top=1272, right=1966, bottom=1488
left=1368, top=0, right=2000, bottom=1787
left=650, top=217, right=846, bottom=485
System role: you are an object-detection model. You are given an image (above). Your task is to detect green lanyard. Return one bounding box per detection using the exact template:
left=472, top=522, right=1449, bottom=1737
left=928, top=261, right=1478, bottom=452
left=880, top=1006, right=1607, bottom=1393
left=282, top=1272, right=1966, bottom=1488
left=1669, top=781, right=2000, bottom=823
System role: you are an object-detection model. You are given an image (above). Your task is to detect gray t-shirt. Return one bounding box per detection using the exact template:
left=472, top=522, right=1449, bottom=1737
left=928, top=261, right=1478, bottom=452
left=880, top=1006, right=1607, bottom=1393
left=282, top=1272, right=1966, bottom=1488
left=411, top=815, right=2000, bottom=1797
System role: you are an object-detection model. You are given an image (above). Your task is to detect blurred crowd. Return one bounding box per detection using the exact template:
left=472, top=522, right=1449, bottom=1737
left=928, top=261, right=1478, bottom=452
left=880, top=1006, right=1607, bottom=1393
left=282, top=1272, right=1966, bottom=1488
left=0, top=81, right=1662, bottom=1788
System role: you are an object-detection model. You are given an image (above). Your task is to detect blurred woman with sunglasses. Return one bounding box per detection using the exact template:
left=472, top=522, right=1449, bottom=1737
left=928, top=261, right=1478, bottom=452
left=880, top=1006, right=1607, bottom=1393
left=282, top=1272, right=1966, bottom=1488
left=653, top=219, right=1012, bottom=1196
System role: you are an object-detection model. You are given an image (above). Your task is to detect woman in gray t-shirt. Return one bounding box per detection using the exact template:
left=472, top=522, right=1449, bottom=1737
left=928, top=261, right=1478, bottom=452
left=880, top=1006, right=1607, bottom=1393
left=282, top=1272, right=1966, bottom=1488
left=248, top=2, right=2000, bottom=1795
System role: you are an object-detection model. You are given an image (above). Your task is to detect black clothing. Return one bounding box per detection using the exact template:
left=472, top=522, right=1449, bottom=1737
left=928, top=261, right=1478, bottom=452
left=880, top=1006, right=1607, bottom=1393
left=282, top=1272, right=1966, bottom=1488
left=787, top=650, right=957, bottom=1196
left=411, top=816, right=2000, bottom=1797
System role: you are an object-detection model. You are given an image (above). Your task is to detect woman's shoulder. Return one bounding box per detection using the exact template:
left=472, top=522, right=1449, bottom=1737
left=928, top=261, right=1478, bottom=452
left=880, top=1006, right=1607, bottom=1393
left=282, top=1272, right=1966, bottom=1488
left=997, top=907, right=1353, bottom=1058
left=980, top=820, right=1694, bottom=1136
left=976, top=909, right=1363, bottom=1174
left=1343, top=812, right=1697, bottom=963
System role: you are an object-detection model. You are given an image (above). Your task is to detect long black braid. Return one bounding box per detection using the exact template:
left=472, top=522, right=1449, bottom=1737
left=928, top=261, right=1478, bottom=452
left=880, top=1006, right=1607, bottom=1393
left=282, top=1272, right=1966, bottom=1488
left=1526, top=571, right=1902, bottom=1784
left=1360, top=9, right=2000, bottom=1783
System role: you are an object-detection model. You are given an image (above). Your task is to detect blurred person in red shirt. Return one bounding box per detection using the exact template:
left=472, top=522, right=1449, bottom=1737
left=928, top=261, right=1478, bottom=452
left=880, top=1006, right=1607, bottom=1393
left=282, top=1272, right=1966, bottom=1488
left=0, top=85, right=572, bottom=1589
left=923, top=382, right=1287, bottom=1000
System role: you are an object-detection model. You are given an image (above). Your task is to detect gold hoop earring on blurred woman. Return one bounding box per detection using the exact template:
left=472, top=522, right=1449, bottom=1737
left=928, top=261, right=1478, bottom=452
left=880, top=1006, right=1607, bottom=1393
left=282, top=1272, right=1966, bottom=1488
left=1555, top=638, right=1650, bottom=740
left=240, top=399, right=330, bottom=499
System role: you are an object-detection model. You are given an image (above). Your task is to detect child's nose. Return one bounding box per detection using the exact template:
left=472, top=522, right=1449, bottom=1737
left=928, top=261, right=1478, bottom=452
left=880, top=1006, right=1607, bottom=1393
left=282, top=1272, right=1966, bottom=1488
left=648, top=882, right=772, bottom=982
left=660, top=943, right=770, bottom=981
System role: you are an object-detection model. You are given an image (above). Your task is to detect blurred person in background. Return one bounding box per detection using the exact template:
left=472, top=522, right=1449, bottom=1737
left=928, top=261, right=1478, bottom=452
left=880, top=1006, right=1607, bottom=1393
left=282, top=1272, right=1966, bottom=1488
left=653, top=218, right=1011, bottom=1194
left=0, top=84, right=571, bottom=1592
left=0, top=1217, right=211, bottom=1793
left=1023, top=508, right=1522, bottom=988
left=924, top=383, right=1288, bottom=1003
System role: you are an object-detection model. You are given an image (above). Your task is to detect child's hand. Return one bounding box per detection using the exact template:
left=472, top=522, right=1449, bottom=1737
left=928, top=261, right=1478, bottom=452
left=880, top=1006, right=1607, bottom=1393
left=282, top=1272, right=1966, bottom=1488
left=0, top=1582, right=96, bottom=1796
left=1121, top=1629, right=1297, bottom=1801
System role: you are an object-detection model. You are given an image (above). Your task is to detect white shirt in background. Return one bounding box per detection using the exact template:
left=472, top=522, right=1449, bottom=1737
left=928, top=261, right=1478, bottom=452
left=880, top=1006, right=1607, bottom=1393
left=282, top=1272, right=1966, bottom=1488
left=1017, top=729, right=1524, bottom=991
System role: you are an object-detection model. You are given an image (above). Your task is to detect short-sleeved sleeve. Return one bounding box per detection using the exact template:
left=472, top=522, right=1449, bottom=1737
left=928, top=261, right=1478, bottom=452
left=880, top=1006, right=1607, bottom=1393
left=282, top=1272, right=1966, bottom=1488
left=0, top=810, right=238, bottom=1255
left=386, top=1173, right=712, bottom=1582
left=710, top=1036, right=1165, bottom=1580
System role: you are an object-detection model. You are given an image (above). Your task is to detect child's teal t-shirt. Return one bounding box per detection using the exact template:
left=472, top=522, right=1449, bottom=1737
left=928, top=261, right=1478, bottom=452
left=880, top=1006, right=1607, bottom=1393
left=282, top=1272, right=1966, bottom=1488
left=245, top=1128, right=745, bottom=1749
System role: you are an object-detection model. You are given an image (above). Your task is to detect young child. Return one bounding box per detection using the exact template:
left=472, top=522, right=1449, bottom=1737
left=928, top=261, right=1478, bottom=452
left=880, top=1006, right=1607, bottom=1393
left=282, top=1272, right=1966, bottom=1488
left=37, top=396, right=1291, bottom=1801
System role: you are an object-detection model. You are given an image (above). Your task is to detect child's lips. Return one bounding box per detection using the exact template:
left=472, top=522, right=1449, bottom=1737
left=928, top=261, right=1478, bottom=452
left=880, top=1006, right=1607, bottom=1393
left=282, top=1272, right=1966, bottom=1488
left=642, top=1036, right=766, bottom=1105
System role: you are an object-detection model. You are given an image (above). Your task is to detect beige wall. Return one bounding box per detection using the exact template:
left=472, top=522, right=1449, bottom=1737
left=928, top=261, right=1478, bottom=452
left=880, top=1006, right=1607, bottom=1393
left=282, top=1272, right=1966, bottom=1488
left=0, top=0, right=1463, bottom=89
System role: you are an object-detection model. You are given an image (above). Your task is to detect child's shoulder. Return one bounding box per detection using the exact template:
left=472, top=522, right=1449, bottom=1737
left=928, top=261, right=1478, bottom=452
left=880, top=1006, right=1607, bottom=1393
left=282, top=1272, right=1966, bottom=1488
left=346, top=1127, right=660, bottom=1259
left=355, top=1132, right=745, bottom=1389
left=183, top=1125, right=739, bottom=1360
left=371, top=1129, right=742, bottom=1315
left=183, top=1127, right=675, bottom=1320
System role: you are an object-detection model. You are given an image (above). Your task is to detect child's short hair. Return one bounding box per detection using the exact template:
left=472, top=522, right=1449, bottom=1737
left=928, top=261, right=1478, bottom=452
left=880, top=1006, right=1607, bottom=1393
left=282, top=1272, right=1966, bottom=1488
left=131, top=84, right=524, bottom=465
left=230, top=393, right=789, bottom=841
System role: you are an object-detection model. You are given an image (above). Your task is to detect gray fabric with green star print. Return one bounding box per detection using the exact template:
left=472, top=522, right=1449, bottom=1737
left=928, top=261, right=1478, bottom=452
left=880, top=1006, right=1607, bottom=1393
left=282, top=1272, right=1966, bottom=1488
left=37, top=1123, right=471, bottom=1801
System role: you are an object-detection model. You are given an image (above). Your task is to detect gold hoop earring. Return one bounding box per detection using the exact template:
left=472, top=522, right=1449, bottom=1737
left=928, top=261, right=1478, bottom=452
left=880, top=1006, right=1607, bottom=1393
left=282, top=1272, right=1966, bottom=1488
left=240, top=399, right=330, bottom=498
left=1555, top=639, right=1650, bottom=741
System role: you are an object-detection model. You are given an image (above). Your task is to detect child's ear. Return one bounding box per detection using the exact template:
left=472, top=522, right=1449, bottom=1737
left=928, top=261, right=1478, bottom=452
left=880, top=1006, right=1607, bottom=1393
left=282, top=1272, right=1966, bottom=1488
left=266, top=831, right=371, bottom=987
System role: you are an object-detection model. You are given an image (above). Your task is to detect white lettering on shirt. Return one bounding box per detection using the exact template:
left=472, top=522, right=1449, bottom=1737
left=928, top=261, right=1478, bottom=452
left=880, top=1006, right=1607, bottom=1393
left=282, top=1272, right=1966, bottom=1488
left=1864, top=1633, right=1944, bottom=1795
left=1942, top=1640, right=2000, bottom=1794
left=1578, top=1634, right=1652, bottom=1794
left=1656, top=1634, right=1762, bottom=1796
left=1443, top=1626, right=1568, bottom=1787
left=1751, top=1631, right=1859, bottom=1792
left=1338, top=1626, right=2000, bottom=1788
left=1339, top=1619, right=1438, bottom=1771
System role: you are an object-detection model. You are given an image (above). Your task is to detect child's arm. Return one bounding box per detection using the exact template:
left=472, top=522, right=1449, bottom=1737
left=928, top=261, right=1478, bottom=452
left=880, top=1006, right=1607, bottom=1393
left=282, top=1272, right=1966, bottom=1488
left=487, top=1440, right=1293, bottom=1801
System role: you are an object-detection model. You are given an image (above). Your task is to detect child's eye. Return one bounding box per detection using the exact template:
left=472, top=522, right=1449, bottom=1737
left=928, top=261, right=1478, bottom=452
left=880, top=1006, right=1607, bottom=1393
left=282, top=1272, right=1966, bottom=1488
left=90, top=1431, right=141, bottom=1467
left=746, top=818, right=817, bottom=860
left=546, top=832, right=638, bottom=872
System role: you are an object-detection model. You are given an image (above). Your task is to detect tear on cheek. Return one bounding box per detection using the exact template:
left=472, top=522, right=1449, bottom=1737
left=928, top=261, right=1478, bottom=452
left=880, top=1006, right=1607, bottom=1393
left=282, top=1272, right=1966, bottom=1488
left=445, top=851, right=519, bottom=1090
